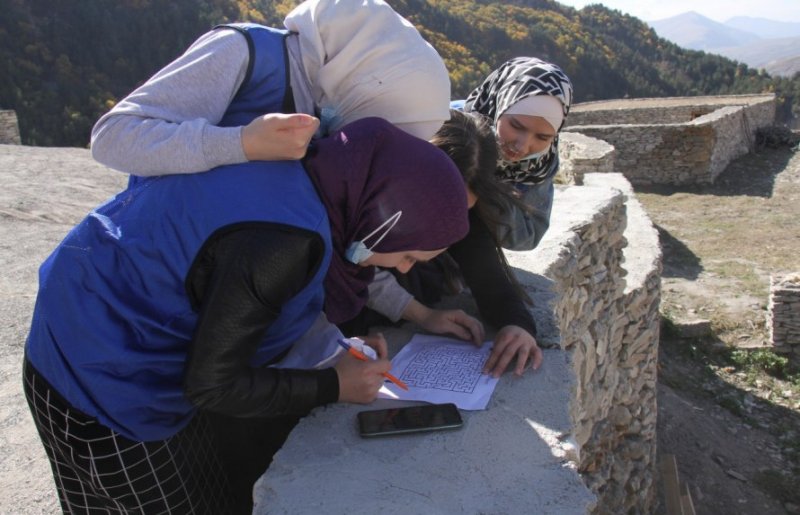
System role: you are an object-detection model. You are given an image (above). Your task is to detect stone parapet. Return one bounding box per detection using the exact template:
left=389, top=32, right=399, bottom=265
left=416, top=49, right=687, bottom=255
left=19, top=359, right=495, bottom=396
left=768, top=273, right=800, bottom=359
left=0, top=110, right=22, bottom=145
left=558, top=132, right=616, bottom=185
left=506, top=173, right=661, bottom=514
left=563, top=94, right=776, bottom=186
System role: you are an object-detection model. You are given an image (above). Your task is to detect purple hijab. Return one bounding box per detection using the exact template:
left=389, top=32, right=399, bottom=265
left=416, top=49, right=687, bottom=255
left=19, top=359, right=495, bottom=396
left=304, top=117, right=469, bottom=324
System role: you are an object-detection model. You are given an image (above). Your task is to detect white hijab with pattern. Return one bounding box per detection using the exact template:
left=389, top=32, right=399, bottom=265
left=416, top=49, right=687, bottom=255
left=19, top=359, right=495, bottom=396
left=464, top=57, right=573, bottom=185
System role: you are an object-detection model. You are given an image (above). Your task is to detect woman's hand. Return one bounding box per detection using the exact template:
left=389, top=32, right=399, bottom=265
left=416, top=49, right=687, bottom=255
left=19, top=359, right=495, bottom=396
left=402, top=300, right=484, bottom=345
left=242, top=113, right=319, bottom=161
left=334, top=352, right=391, bottom=404
left=361, top=332, right=389, bottom=360
left=483, top=325, right=543, bottom=377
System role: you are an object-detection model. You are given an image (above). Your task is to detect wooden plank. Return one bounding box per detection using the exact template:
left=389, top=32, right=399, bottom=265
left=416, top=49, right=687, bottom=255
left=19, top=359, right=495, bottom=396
left=679, top=480, right=696, bottom=515
left=660, top=454, right=684, bottom=515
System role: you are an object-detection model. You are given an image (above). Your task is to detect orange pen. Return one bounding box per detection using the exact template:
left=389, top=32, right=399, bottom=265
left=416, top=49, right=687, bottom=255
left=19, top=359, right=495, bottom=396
left=337, top=339, right=409, bottom=391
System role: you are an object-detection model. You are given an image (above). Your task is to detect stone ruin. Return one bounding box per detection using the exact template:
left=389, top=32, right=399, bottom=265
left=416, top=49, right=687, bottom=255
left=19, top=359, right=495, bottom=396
left=0, top=110, right=21, bottom=145
left=563, top=94, right=777, bottom=186
left=768, top=273, right=800, bottom=359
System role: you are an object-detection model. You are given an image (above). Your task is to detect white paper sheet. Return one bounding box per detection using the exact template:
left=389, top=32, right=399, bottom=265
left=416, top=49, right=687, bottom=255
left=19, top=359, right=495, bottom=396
left=379, top=334, right=499, bottom=410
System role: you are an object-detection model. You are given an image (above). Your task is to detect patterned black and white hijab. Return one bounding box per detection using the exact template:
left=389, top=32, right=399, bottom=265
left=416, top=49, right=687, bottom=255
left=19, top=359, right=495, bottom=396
left=464, top=57, right=573, bottom=185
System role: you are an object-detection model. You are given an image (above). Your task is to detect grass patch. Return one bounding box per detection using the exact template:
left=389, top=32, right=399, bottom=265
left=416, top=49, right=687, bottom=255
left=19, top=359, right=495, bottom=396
left=707, top=260, right=769, bottom=299
left=753, top=469, right=800, bottom=504
left=660, top=331, right=800, bottom=412
left=717, top=396, right=744, bottom=417
left=730, top=349, right=791, bottom=378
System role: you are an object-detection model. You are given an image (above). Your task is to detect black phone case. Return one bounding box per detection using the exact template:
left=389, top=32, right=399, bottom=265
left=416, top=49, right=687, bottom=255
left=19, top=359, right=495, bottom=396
left=357, top=403, right=463, bottom=437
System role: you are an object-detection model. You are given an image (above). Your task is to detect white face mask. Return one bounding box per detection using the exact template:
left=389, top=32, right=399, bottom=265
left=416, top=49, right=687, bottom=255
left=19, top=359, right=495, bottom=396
left=345, top=211, right=403, bottom=265
left=317, top=107, right=341, bottom=138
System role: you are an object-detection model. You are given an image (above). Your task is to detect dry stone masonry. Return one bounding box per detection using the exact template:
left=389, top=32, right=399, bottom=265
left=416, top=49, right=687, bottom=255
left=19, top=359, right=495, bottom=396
left=563, top=94, right=776, bottom=186
left=0, top=110, right=22, bottom=144
left=505, top=172, right=662, bottom=514
left=557, top=132, right=616, bottom=185
left=768, top=273, right=800, bottom=359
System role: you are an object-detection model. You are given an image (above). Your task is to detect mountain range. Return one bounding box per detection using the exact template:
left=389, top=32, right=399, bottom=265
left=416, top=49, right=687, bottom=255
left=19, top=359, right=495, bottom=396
left=649, top=12, right=800, bottom=77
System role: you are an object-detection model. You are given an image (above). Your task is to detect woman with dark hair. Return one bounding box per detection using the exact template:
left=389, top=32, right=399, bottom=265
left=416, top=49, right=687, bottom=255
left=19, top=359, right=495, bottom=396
left=354, top=110, right=541, bottom=377
left=451, top=57, right=573, bottom=374
left=23, top=118, right=468, bottom=514
left=462, top=56, right=574, bottom=250
left=373, top=59, right=573, bottom=377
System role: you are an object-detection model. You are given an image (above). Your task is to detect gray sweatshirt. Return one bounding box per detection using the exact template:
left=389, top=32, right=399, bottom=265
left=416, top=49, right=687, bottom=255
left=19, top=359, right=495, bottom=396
left=90, top=27, right=412, bottom=321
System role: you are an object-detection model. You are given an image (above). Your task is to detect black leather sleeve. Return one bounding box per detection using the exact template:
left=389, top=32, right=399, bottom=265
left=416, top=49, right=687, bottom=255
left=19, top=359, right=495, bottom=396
left=448, top=210, right=538, bottom=337
left=183, top=224, right=339, bottom=418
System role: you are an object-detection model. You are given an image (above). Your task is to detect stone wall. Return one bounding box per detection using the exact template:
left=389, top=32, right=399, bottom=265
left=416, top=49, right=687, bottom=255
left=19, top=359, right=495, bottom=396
left=558, top=132, right=616, bottom=185
left=563, top=94, right=776, bottom=186
left=257, top=163, right=662, bottom=513
left=0, top=110, right=21, bottom=145
left=568, top=105, right=714, bottom=125
left=505, top=172, right=662, bottom=514
left=768, top=274, right=800, bottom=359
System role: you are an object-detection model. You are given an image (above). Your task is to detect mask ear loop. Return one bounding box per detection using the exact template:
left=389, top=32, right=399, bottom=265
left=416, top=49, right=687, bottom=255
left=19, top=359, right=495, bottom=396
left=360, top=211, right=403, bottom=252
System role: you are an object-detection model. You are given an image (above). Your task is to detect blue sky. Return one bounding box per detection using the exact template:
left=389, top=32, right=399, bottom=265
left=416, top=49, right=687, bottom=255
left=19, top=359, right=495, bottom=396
left=554, top=0, right=800, bottom=23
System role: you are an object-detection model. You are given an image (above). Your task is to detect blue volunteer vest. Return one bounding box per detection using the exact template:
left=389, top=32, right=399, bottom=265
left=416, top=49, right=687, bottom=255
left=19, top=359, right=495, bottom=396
left=25, top=24, right=331, bottom=441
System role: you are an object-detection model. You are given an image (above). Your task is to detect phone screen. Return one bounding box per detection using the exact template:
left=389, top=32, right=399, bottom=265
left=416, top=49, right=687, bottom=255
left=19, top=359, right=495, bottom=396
left=357, top=403, right=463, bottom=437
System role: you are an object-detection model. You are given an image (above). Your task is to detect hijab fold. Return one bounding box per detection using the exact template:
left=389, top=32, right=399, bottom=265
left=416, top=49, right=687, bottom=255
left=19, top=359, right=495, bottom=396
left=304, top=118, right=469, bottom=324
left=464, top=57, right=573, bottom=185
left=284, top=0, right=451, bottom=140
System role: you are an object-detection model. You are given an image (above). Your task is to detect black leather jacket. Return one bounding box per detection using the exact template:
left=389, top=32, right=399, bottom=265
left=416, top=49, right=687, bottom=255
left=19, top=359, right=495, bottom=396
left=182, top=225, right=339, bottom=418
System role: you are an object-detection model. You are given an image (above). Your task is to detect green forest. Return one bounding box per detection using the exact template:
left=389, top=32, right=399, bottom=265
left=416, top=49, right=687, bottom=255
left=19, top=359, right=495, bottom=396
left=1, top=0, right=799, bottom=147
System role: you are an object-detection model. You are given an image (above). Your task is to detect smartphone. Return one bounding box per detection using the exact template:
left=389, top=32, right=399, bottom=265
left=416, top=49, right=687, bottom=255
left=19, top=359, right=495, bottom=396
left=357, top=403, right=463, bottom=437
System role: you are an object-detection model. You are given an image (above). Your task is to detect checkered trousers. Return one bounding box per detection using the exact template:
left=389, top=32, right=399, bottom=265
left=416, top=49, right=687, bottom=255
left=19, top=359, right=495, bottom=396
left=23, top=359, right=233, bottom=514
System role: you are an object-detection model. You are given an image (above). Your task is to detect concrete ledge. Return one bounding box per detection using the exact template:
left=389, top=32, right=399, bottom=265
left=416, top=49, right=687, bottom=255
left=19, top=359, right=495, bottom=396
left=256, top=175, right=662, bottom=513
left=254, top=339, right=596, bottom=514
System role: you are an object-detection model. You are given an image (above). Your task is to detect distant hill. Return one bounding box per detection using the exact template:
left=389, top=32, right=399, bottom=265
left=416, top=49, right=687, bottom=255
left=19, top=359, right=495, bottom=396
left=649, top=12, right=761, bottom=51
left=724, top=16, right=800, bottom=39
left=765, top=55, right=800, bottom=78
left=1, top=0, right=798, bottom=146
left=650, top=11, right=800, bottom=78
left=717, top=36, right=800, bottom=73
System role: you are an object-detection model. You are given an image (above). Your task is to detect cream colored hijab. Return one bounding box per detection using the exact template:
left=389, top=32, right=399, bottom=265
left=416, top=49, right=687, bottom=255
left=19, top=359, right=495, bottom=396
left=284, top=0, right=451, bottom=140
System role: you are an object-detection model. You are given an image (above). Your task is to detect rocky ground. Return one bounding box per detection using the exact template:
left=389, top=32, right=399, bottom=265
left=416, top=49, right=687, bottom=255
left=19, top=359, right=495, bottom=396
left=0, top=145, right=127, bottom=514
left=639, top=140, right=800, bottom=515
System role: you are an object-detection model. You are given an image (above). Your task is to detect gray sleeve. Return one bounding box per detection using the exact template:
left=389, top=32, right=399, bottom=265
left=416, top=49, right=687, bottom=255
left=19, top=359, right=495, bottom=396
left=90, top=28, right=250, bottom=176
left=495, top=176, right=554, bottom=251
left=366, top=269, right=414, bottom=322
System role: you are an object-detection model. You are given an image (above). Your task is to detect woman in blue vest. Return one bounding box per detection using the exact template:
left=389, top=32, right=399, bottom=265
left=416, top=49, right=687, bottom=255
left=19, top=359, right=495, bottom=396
left=90, top=0, right=450, bottom=174
left=24, top=117, right=469, bottom=514
left=90, top=0, right=487, bottom=372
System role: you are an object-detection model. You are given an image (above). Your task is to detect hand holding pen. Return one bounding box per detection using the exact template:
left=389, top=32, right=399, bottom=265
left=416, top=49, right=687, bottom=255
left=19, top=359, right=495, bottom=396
left=338, top=339, right=408, bottom=391
left=333, top=336, right=405, bottom=404
left=333, top=334, right=391, bottom=403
